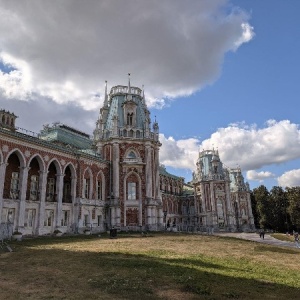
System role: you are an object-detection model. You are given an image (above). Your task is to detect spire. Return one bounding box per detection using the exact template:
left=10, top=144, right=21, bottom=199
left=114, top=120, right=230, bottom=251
left=142, top=84, right=146, bottom=106
left=103, top=80, right=108, bottom=107
left=128, top=73, right=131, bottom=94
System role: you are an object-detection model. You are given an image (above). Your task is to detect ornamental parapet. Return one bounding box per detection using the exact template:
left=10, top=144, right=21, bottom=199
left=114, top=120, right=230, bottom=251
left=110, top=85, right=142, bottom=97
left=79, top=199, right=104, bottom=207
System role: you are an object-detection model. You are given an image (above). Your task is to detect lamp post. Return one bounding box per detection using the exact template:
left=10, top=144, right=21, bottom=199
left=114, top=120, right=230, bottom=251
left=163, top=211, right=167, bottom=231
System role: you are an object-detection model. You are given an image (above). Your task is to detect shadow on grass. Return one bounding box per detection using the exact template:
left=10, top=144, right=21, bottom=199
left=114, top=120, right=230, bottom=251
left=254, top=245, right=299, bottom=254
left=1, top=238, right=300, bottom=299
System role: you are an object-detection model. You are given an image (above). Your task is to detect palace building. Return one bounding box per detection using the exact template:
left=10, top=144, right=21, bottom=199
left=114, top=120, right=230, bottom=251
left=0, top=77, right=255, bottom=237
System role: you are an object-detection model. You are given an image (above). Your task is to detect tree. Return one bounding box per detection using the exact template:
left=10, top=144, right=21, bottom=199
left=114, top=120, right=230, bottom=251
left=252, top=185, right=270, bottom=229
left=269, top=186, right=287, bottom=232
left=250, top=191, right=259, bottom=228
left=286, top=187, right=300, bottom=231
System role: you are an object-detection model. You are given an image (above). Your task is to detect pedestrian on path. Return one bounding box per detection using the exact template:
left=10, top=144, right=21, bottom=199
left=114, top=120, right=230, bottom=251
left=294, top=231, right=299, bottom=248
left=259, top=229, right=265, bottom=239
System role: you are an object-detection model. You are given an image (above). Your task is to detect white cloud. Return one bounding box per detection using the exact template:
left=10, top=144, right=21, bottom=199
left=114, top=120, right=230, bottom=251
left=0, top=0, right=253, bottom=109
left=159, top=120, right=300, bottom=176
left=246, top=170, right=275, bottom=181
left=278, top=169, right=300, bottom=188
left=200, top=120, right=300, bottom=170
left=159, top=134, right=200, bottom=170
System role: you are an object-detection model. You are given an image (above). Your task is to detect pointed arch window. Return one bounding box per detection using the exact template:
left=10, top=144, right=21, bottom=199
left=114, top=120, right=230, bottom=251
left=10, top=172, right=19, bottom=199
left=97, top=180, right=102, bottom=200
left=127, top=151, right=136, bottom=159
left=127, top=113, right=133, bottom=126
left=128, top=182, right=136, bottom=200
left=84, top=178, right=90, bottom=199
left=30, top=175, right=39, bottom=200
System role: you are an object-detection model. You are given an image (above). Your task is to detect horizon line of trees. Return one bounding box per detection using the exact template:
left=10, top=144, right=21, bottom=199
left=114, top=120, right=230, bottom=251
left=251, top=185, right=300, bottom=233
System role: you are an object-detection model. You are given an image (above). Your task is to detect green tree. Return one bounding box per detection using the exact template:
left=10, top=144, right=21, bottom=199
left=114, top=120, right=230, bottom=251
left=250, top=191, right=259, bottom=228
left=286, top=187, right=300, bottom=231
left=269, top=186, right=287, bottom=232
left=252, top=185, right=270, bottom=229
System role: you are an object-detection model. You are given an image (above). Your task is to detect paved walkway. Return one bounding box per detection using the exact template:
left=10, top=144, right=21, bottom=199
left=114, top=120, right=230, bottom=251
left=214, top=232, right=300, bottom=249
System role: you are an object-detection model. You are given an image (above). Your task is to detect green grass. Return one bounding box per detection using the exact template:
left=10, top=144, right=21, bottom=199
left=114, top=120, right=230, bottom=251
left=1, top=233, right=299, bottom=299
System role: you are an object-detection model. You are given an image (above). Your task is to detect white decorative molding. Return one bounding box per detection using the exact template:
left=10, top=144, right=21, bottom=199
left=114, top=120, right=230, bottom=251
left=2, top=145, right=9, bottom=152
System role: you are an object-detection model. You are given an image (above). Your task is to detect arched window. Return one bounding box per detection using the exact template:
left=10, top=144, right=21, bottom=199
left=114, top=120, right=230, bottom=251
left=128, top=182, right=136, bottom=200
left=97, top=180, right=102, bottom=200
left=127, top=113, right=133, bottom=126
left=127, top=151, right=136, bottom=159
left=136, top=130, right=140, bottom=138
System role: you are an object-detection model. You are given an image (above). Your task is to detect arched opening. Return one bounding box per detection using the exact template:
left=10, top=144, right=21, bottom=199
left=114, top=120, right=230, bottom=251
left=83, top=169, right=92, bottom=199
left=4, top=152, right=21, bottom=200
left=27, top=157, right=40, bottom=201
left=217, top=199, right=225, bottom=228
left=63, top=166, right=72, bottom=203
left=46, top=162, right=58, bottom=202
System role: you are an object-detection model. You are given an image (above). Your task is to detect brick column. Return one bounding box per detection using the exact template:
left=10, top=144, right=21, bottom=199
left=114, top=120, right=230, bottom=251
left=37, top=171, right=48, bottom=234
left=0, top=163, right=7, bottom=224
left=17, top=166, right=30, bottom=230
left=55, top=174, right=64, bottom=228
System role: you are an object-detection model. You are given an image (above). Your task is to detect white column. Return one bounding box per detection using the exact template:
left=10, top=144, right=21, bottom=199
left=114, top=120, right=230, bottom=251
left=200, top=184, right=206, bottom=212
left=116, top=207, right=120, bottom=227
left=145, top=144, right=153, bottom=199
left=17, top=166, right=30, bottom=229
left=0, top=163, right=7, bottom=224
left=157, top=207, right=163, bottom=229
left=112, top=143, right=119, bottom=199
left=37, top=171, right=48, bottom=234
left=110, top=207, right=115, bottom=227
left=55, top=174, right=64, bottom=228
left=71, top=176, right=77, bottom=229
left=147, top=206, right=152, bottom=226
left=151, top=207, right=156, bottom=226
left=246, top=193, right=255, bottom=227
left=225, top=183, right=234, bottom=228
left=154, top=146, right=160, bottom=200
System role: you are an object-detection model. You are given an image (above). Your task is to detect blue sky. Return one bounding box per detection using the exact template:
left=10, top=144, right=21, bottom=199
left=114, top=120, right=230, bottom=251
left=153, top=0, right=300, bottom=189
left=0, top=0, right=300, bottom=190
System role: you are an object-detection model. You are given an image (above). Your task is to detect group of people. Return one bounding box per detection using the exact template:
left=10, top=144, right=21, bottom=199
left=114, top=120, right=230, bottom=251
left=293, top=231, right=299, bottom=248
left=259, top=229, right=300, bottom=249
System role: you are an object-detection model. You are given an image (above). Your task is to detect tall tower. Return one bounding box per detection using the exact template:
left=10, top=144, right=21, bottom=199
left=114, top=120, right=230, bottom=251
left=94, top=75, right=163, bottom=230
left=229, top=168, right=255, bottom=231
left=193, top=149, right=236, bottom=231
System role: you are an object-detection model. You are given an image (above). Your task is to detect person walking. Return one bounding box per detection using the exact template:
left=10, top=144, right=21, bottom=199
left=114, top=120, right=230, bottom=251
left=259, top=229, right=265, bottom=239
left=294, top=231, right=300, bottom=248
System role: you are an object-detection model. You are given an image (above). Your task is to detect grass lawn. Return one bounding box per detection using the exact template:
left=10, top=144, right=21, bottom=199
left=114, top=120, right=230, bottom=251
left=1, top=232, right=300, bottom=299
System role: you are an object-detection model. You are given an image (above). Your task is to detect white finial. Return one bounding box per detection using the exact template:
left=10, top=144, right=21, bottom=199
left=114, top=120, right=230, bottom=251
left=128, top=73, right=131, bottom=93
left=142, top=84, right=146, bottom=105
left=103, top=80, right=108, bottom=107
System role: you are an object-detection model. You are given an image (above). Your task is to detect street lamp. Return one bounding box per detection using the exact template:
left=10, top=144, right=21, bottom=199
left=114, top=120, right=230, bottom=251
left=163, top=210, right=167, bottom=230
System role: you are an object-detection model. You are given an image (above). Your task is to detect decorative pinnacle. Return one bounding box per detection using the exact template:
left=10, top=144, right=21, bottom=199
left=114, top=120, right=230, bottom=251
left=103, top=80, right=108, bottom=106
left=128, top=73, right=131, bottom=93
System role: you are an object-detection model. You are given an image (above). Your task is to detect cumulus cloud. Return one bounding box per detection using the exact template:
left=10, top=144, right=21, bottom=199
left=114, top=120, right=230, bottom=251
left=160, top=120, right=300, bottom=175
left=246, top=170, right=275, bottom=181
left=159, top=134, right=200, bottom=170
left=277, top=169, right=300, bottom=188
left=0, top=0, right=253, bottom=110
left=200, top=120, right=300, bottom=170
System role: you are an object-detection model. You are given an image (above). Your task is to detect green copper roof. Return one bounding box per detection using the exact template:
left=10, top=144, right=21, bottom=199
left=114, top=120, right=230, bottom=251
left=39, top=124, right=92, bottom=149
left=159, top=165, right=183, bottom=180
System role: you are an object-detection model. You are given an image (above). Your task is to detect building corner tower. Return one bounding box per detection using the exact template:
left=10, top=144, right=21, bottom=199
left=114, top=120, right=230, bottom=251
left=93, top=75, right=163, bottom=231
